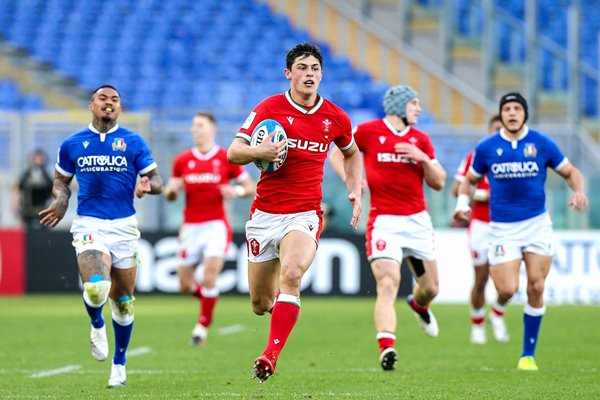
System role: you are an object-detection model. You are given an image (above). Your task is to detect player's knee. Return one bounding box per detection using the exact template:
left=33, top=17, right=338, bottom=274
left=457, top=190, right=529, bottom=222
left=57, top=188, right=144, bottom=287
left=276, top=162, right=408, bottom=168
left=109, top=295, right=135, bottom=325
left=422, top=282, right=439, bottom=299
left=377, top=276, right=399, bottom=297
left=251, top=297, right=273, bottom=315
left=527, top=279, right=545, bottom=297
left=280, top=266, right=303, bottom=288
left=496, top=284, right=517, bottom=301
left=83, top=276, right=111, bottom=307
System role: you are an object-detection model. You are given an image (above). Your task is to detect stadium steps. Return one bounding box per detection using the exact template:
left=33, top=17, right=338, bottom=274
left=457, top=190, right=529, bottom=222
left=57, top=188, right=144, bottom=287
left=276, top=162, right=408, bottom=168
left=0, top=40, right=87, bottom=110
left=262, top=0, right=494, bottom=126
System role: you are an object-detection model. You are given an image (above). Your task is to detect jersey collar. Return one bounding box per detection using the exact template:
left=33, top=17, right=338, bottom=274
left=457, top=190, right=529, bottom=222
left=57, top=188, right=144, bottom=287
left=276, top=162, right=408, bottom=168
left=192, top=145, right=219, bottom=160
left=285, top=90, right=323, bottom=114
left=88, top=123, right=119, bottom=134
left=383, top=118, right=410, bottom=136
left=499, top=126, right=529, bottom=141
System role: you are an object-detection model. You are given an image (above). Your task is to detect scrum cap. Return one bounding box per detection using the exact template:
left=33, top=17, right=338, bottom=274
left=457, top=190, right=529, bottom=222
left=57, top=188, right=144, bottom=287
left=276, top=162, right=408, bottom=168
left=499, top=92, right=528, bottom=122
left=383, top=85, right=418, bottom=118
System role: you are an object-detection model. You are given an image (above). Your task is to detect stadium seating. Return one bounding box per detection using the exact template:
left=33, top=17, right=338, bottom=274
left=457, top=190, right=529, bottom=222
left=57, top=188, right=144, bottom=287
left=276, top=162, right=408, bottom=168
left=0, top=79, right=45, bottom=111
left=0, top=0, right=439, bottom=124
left=416, top=0, right=599, bottom=117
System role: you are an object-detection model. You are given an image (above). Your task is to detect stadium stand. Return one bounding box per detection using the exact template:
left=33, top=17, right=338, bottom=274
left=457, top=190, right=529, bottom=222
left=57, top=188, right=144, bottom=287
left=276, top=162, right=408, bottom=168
left=0, top=0, right=436, bottom=124
left=0, top=79, right=45, bottom=111
left=415, top=0, right=600, bottom=117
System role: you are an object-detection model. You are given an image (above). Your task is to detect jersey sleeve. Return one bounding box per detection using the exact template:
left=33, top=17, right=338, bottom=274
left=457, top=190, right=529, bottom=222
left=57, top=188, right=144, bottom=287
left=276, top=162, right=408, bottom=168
left=544, top=135, right=568, bottom=170
left=454, top=152, right=473, bottom=181
left=470, top=144, right=487, bottom=177
left=171, top=154, right=184, bottom=178
left=333, top=111, right=354, bottom=151
left=421, top=134, right=436, bottom=161
left=55, top=140, right=75, bottom=177
left=229, top=163, right=247, bottom=181
left=236, top=101, right=268, bottom=143
left=135, top=136, right=158, bottom=175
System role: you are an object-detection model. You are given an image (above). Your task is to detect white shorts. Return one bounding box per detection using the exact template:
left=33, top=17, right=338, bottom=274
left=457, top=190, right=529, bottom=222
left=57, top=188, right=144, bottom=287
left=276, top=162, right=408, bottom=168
left=488, top=212, right=554, bottom=266
left=468, top=219, right=491, bottom=266
left=245, top=209, right=321, bottom=263
left=178, top=220, right=231, bottom=267
left=366, top=211, right=436, bottom=264
left=71, top=215, right=140, bottom=269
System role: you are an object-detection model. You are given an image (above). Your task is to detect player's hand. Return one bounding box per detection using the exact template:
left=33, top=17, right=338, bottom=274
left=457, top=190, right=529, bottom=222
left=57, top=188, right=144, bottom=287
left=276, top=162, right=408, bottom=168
left=255, top=132, right=286, bottom=162
left=348, top=191, right=362, bottom=230
left=394, top=142, right=427, bottom=163
left=39, top=198, right=68, bottom=228
left=569, top=191, right=589, bottom=211
left=453, top=208, right=471, bottom=223
left=220, top=185, right=239, bottom=200
left=164, top=178, right=182, bottom=201
left=135, top=176, right=151, bottom=198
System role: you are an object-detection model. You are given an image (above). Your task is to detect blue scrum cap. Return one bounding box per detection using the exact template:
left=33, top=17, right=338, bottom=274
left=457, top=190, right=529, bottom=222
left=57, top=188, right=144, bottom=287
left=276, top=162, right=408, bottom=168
left=383, top=85, right=418, bottom=118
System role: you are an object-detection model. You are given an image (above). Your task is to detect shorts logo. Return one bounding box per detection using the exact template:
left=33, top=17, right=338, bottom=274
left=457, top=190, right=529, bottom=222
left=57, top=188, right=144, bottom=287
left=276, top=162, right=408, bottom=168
left=178, top=249, right=187, bottom=259
left=376, top=239, right=386, bottom=251
left=494, top=244, right=505, bottom=257
left=308, top=224, right=314, bottom=231
left=112, top=138, right=127, bottom=151
left=471, top=250, right=479, bottom=259
left=249, top=238, right=260, bottom=257
left=82, top=234, right=94, bottom=245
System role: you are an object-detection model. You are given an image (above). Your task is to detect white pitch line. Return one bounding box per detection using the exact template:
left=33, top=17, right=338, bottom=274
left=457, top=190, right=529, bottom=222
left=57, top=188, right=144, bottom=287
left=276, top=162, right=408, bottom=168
left=127, top=346, right=151, bottom=357
left=216, top=324, right=245, bottom=336
left=31, top=365, right=81, bottom=378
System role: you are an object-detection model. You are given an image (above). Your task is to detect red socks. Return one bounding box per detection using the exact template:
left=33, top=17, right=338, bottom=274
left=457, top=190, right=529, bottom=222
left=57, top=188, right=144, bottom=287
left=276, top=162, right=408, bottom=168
left=262, top=293, right=301, bottom=360
left=376, top=332, right=396, bottom=352
left=193, top=284, right=219, bottom=328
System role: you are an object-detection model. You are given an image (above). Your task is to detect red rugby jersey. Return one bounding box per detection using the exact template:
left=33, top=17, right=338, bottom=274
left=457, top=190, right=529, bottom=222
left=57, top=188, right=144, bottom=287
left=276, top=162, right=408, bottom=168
left=354, top=119, right=437, bottom=219
left=236, top=91, right=354, bottom=214
left=171, top=146, right=246, bottom=223
left=454, top=150, right=491, bottom=223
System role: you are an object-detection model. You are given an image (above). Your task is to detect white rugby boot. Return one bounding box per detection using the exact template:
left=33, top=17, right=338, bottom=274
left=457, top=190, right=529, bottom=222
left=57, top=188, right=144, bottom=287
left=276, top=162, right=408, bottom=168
left=108, top=362, right=127, bottom=387
left=189, top=323, right=208, bottom=346
left=406, top=295, right=439, bottom=337
left=90, top=324, right=109, bottom=361
left=489, top=312, right=510, bottom=343
left=470, top=323, right=487, bottom=344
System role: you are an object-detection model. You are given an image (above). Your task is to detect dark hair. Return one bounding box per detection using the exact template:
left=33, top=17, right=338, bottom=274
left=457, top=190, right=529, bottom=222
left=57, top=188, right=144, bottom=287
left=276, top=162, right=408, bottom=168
left=194, top=111, right=217, bottom=124
left=286, top=42, right=323, bottom=70
left=90, top=85, right=121, bottom=100
left=488, top=114, right=501, bottom=128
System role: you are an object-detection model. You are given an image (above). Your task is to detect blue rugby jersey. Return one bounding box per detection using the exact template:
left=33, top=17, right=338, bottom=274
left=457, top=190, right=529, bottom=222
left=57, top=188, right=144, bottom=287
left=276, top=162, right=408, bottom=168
left=470, top=128, right=567, bottom=223
left=55, top=124, right=157, bottom=219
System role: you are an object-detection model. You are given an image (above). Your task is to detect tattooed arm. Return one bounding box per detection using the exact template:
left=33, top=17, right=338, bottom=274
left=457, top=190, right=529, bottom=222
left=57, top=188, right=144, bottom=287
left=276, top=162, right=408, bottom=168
left=39, top=171, right=73, bottom=228
left=135, top=168, right=164, bottom=198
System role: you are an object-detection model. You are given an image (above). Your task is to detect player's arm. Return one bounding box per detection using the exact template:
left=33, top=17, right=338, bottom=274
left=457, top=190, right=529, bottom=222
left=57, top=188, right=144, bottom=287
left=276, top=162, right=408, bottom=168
left=452, top=170, right=481, bottom=223
left=339, top=143, right=363, bottom=230
left=164, top=177, right=182, bottom=202
left=555, top=161, right=589, bottom=211
left=220, top=174, right=257, bottom=200
left=227, top=134, right=285, bottom=165
left=39, top=171, right=73, bottom=228
left=394, top=142, right=446, bottom=190
left=136, top=168, right=164, bottom=198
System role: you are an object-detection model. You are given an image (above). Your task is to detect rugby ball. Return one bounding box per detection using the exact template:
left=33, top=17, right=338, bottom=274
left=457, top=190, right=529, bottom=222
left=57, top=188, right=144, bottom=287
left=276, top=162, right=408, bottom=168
left=250, top=119, right=288, bottom=172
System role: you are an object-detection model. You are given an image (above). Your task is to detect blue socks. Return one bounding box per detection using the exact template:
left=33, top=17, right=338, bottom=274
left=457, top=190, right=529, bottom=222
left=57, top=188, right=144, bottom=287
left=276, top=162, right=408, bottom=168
left=522, top=304, right=546, bottom=357
left=112, top=295, right=134, bottom=366
left=83, top=274, right=105, bottom=328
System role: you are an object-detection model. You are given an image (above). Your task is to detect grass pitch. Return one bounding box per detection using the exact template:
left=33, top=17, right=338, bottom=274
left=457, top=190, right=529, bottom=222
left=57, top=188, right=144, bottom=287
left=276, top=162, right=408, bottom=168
left=0, top=295, right=598, bottom=399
